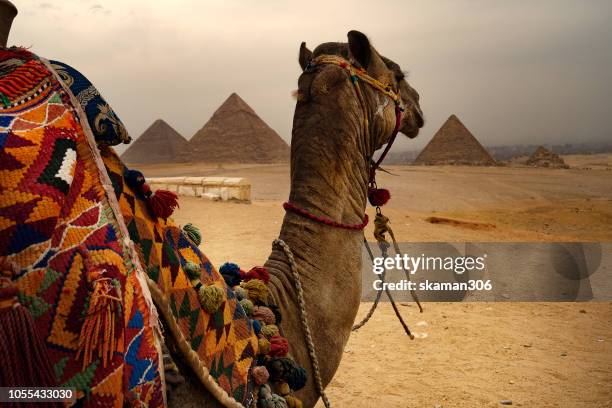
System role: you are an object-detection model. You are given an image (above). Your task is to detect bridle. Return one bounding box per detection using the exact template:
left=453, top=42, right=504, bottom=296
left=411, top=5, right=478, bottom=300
left=283, top=54, right=406, bottom=229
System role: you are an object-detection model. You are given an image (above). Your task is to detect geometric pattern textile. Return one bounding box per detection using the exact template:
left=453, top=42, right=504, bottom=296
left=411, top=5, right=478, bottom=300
left=0, top=47, right=164, bottom=407
left=1, top=46, right=258, bottom=407
left=102, top=147, right=258, bottom=407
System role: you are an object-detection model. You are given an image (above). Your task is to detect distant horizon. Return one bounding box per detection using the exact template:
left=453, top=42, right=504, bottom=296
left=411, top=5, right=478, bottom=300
left=14, top=1, right=610, bottom=154
left=120, top=107, right=611, bottom=149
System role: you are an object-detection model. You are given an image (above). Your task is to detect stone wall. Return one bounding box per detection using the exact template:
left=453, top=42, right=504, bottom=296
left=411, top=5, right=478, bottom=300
left=147, top=177, right=251, bottom=202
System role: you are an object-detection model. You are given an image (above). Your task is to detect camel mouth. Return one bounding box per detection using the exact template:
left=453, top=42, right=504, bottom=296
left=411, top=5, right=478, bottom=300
left=403, top=129, right=420, bottom=139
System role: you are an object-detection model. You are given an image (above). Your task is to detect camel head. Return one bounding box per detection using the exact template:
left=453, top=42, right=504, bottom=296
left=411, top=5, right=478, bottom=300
left=297, top=30, right=424, bottom=154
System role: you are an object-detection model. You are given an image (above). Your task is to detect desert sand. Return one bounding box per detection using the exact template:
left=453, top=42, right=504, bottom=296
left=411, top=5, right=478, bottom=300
left=138, top=156, right=612, bottom=407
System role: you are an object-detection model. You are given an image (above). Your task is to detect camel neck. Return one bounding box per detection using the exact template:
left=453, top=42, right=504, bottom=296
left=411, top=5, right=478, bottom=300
left=287, top=98, right=370, bottom=225
left=263, top=90, right=372, bottom=407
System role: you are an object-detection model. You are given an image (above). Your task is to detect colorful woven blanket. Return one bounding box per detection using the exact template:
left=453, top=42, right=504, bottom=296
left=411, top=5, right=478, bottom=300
left=0, top=47, right=257, bottom=407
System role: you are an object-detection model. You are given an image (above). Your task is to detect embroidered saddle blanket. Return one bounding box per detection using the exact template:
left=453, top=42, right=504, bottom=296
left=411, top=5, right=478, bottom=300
left=0, top=47, right=257, bottom=407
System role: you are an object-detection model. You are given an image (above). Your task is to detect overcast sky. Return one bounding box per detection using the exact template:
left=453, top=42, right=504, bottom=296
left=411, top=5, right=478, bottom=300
left=8, top=0, right=612, bottom=152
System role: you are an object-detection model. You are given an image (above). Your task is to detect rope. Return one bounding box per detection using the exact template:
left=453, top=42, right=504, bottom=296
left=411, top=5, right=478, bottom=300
left=351, top=238, right=384, bottom=331
left=313, top=55, right=402, bottom=103
left=283, top=202, right=369, bottom=231
left=273, top=239, right=331, bottom=408
left=374, top=211, right=423, bottom=313
left=352, top=210, right=423, bottom=333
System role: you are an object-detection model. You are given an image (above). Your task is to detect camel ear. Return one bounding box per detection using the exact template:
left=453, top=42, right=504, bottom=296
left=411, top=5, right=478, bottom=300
left=299, top=42, right=313, bottom=71
left=347, top=30, right=371, bottom=69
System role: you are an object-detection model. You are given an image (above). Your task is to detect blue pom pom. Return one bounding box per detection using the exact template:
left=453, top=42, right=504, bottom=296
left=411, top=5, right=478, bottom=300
left=219, top=262, right=242, bottom=287
left=220, top=262, right=240, bottom=274
left=124, top=169, right=145, bottom=190
left=252, top=319, right=261, bottom=335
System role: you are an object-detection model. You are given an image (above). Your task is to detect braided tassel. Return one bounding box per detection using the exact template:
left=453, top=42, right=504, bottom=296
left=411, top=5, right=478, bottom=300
left=77, top=267, right=122, bottom=369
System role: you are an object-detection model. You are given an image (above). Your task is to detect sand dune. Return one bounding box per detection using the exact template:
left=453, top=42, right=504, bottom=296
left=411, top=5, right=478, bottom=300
left=137, top=157, right=612, bottom=407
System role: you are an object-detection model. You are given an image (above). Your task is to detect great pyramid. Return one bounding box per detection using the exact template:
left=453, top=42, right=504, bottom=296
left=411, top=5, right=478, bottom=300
left=414, top=115, right=496, bottom=166
left=187, top=93, right=289, bottom=163
left=121, top=119, right=189, bottom=164
left=526, top=146, right=569, bottom=168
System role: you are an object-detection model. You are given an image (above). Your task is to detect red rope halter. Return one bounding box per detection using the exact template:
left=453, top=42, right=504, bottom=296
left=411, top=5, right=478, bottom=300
left=283, top=202, right=369, bottom=230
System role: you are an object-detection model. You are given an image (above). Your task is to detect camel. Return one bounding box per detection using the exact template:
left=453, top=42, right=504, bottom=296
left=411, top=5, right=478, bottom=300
left=169, top=32, right=424, bottom=408
left=0, top=1, right=423, bottom=406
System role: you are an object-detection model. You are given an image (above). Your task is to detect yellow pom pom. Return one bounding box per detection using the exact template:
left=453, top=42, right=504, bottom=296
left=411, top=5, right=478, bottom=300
left=198, top=285, right=224, bottom=313
left=261, top=324, right=279, bottom=340
left=277, top=382, right=290, bottom=396
left=241, top=279, right=269, bottom=304
left=258, top=337, right=270, bottom=355
left=284, top=395, right=303, bottom=408
left=239, top=299, right=254, bottom=316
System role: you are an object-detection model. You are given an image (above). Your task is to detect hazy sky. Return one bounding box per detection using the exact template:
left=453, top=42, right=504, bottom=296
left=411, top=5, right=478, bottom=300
left=8, top=0, right=612, bottom=152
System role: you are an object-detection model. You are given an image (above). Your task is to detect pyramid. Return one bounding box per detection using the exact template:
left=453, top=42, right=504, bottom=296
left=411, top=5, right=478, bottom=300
left=414, top=115, right=496, bottom=166
left=526, top=146, right=569, bottom=168
left=187, top=93, right=289, bottom=163
left=121, top=119, right=189, bottom=164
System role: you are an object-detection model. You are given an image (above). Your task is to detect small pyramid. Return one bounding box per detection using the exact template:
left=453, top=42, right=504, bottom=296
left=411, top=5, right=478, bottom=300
left=187, top=93, right=289, bottom=163
left=414, top=115, right=496, bottom=166
left=526, top=146, right=569, bottom=168
left=121, top=119, right=189, bottom=164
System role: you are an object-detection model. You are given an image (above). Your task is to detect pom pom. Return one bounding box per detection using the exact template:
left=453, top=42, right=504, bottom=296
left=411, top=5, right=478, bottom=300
left=239, top=299, right=254, bottom=316
left=258, top=384, right=272, bottom=400
left=258, top=337, right=270, bottom=355
left=284, top=395, right=302, bottom=408
left=269, top=335, right=289, bottom=357
left=261, top=324, right=279, bottom=340
left=198, top=285, right=224, bottom=313
left=252, top=366, right=270, bottom=385
left=148, top=189, right=179, bottom=219
left=244, top=266, right=270, bottom=284
left=124, top=169, right=145, bottom=191
left=368, top=187, right=391, bottom=206
left=233, top=286, right=246, bottom=301
left=184, top=261, right=201, bottom=280
left=183, top=223, right=202, bottom=246
left=266, top=358, right=308, bottom=391
left=252, top=319, right=262, bottom=335
left=259, top=392, right=288, bottom=408
left=286, top=365, right=307, bottom=391
left=220, top=262, right=243, bottom=287
left=241, top=279, right=269, bottom=304
left=277, top=382, right=290, bottom=396
left=253, top=306, right=276, bottom=325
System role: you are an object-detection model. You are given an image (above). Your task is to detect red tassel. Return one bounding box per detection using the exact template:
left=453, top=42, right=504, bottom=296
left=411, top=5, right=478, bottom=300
left=0, top=260, right=59, bottom=391
left=269, top=335, right=289, bottom=357
left=148, top=189, right=179, bottom=219
left=244, top=266, right=270, bottom=284
left=368, top=187, right=391, bottom=206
